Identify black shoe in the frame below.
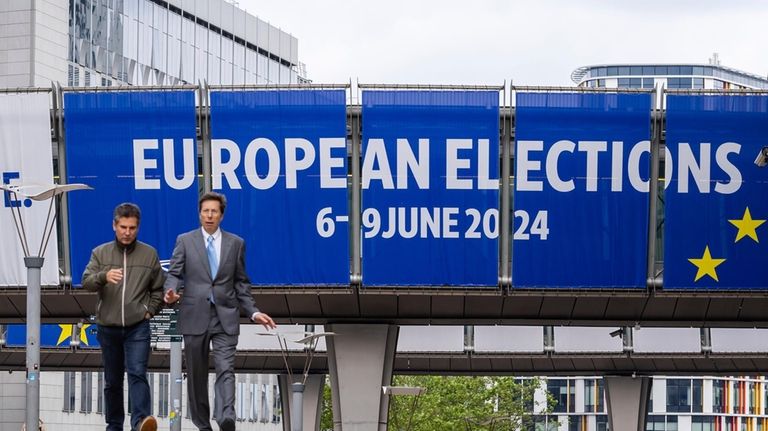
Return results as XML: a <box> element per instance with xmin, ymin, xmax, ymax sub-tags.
<box><xmin>220</xmin><ymin>417</ymin><xmax>236</xmax><ymax>431</ymax></box>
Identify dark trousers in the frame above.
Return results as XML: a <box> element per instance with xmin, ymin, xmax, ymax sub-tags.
<box><xmin>183</xmin><ymin>307</ymin><xmax>238</xmax><ymax>431</ymax></box>
<box><xmin>97</xmin><ymin>320</ymin><xmax>152</xmax><ymax>431</ymax></box>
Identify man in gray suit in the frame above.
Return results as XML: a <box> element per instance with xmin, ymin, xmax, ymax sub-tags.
<box><xmin>164</xmin><ymin>192</ymin><xmax>276</xmax><ymax>431</ymax></box>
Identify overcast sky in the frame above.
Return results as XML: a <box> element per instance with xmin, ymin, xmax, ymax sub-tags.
<box><xmin>237</xmin><ymin>0</ymin><xmax>768</xmax><ymax>87</ymax></box>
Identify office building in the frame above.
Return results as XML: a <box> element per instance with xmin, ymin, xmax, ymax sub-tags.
<box><xmin>0</xmin><ymin>0</ymin><xmax>307</xmax><ymax>88</ymax></box>
<box><xmin>571</xmin><ymin>55</ymin><xmax>768</xmax><ymax>90</ymax></box>
<box><xmin>535</xmin><ymin>376</ymin><xmax>768</xmax><ymax>431</ymax></box>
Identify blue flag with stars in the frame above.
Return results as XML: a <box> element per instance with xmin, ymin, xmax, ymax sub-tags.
<box><xmin>4</xmin><ymin>324</ymin><xmax>99</xmax><ymax>348</ymax></box>
<box><xmin>665</xmin><ymin>95</ymin><xmax>768</xmax><ymax>290</ymax></box>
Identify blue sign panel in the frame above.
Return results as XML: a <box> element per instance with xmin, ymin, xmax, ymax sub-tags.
<box><xmin>209</xmin><ymin>90</ymin><xmax>348</xmax><ymax>285</ymax></box>
<box><xmin>5</xmin><ymin>324</ymin><xmax>99</xmax><ymax>348</ymax></box>
<box><xmin>65</xmin><ymin>91</ymin><xmax>199</xmax><ymax>286</ymax></box>
<box><xmin>361</xmin><ymin>91</ymin><xmax>500</xmax><ymax>286</ymax></box>
<box><xmin>665</xmin><ymin>95</ymin><xmax>768</xmax><ymax>290</ymax></box>
<box><xmin>513</xmin><ymin>92</ymin><xmax>652</xmax><ymax>288</ymax></box>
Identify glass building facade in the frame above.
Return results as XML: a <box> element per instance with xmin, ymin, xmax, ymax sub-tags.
<box><xmin>571</xmin><ymin>63</ymin><xmax>768</xmax><ymax>90</ymax></box>
<box><xmin>535</xmin><ymin>376</ymin><xmax>768</xmax><ymax>431</ymax></box>
<box><xmin>67</xmin><ymin>0</ymin><xmax>307</xmax><ymax>87</ymax></box>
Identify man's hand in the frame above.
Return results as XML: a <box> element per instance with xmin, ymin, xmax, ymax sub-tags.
<box><xmin>164</xmin><ymin>289</ymin><xmax>181</xmax><ymax>304</ymax></box>
<box><xmin>144</xmin><ymin>312</ymin><xmax>152</xmax><ymax>320</ymax></box>
<box><xmin>105</xmin><ymin>268</ymin><xmax>123</xmax><ymax>284</ymax></box>
<box><xmin>251</xmin><ymin>312</ymin><xmax>276</xmax><ymax>330</ymax></box>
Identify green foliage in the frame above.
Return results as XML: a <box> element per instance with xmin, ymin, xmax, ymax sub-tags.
<box><xmin>318</xmin><ymin>375</ymin><xmax>546</xmax><ymax>431</ymax></box>
<box><xmin>320</xmin><ymin>376</ymin><xmax>334</xmax><ymax>430</ymax></box>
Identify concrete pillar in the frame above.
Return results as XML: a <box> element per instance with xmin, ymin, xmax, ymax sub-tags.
<box><xmin>279</xmin><ymin>374</ymin><xmax>325</xmax><ymax>431</ymax></box>
<box><xmin>326</xmin><ymin>324</ymin><xmax>398</xmax><ymax>431</ymax></box>
<box><xmin>604</xmin><ymin>376</ymin><xmax>651</xmax><ymax>431</ymax></box>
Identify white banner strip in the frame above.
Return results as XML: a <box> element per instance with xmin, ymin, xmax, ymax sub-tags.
<box><xmin>0</xmin><ymin>93</ymin><xmax>59</xmax><ymax>286</ymax></box>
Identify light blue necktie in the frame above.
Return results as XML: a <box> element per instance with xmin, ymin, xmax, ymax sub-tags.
<box><xmin>207</xmin><ymin>235</ymin><xmax>218</xmax><ymax>304</ymax></box>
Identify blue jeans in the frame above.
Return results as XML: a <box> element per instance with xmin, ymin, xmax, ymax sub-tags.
<box><xmin>97</xmin><ymin>320</ymin><xmax>152</xmax><ymax>431</ymax></box>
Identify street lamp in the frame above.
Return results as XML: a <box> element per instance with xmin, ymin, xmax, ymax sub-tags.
<box><xmin>382</xmin><ymin>386</ymin><xmax>426</xmax><ymax>431</ymax></box>
<box><xmin>259</xmin><ymin>330</ymin><xmax>334</xmax><ymax>431</ymax></box>
<box><xmin>754</xmin><ymin>146</ymin><xmax>768</xmax><ymax>167</ymax></box>
<box><xmin>0</xmin><ymin>182</ymin><xmax>91</xmax><ymax>431</ymax></box>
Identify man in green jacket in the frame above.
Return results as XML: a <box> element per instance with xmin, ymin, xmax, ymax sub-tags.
<box><xmin>83</xmin><ymin>203</ymin><xmax>164</xmax><ymax>431</ymax></box>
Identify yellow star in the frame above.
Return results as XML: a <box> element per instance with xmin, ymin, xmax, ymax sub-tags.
<box><xmin>56</xmin><ymin>324</ymin><xmax>91</xmax><ymax>346</ymax></box>
<box><xmin>729</xmin><ymin>207</ymin><xmax>765</xmax><ymax>243</ymax></box>
<box><xmin>79</xmin><ymin>324</ymin><xmax>91</xmax><ymax>346</ymax></box>
<box><xmin>688</xmin><ymin>246</ymin><xmax>726</xmax><ymax>282</ymax></box>
<box><xmin>56</xmin><ymin>324</ymin><xmax>72</xmax><ymax>346</ymax></box>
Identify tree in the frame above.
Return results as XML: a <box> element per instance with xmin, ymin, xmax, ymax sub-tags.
<box><xmin>318</xmin><ymin>375</ymin><xmax>549</xmax><ymax>431</ymax></box>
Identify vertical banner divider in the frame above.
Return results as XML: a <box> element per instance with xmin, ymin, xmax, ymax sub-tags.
<box><xmin>54</xmin><ymin>83</ymin><xmax>72</xmax><ymax>284</ymax></box>
<box><xmin>200</xmin><ymin>81</ymin><xmax>212</xmax><ymax>193</ymax></box>
<box><xmin>500</xmin><ymin>84</ymin><xmax>511</xmax><ymax>289</ymax></box>
<box><xmin>350</xmin><ymin>97</ymin><xmax>362</xmax><ymax>286</ymax></box>
<box><xmin>646</xmin><ymin>86</ymin><xmax>662</xmax><ymax>290</ymax></box>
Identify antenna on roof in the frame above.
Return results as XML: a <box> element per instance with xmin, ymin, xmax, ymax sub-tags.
<box><xmin>709</xmin><ymin>52</ymin><xmax>721</xmax><ymax>66</ymax></box>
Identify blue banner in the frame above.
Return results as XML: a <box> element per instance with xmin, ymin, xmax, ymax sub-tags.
<box><xmin>209</xmin><ymin>90</ymin><xmax>348</xmax><ymax>285</ymax></box>
<box><xmin>361</xmin><ymin>91</ymin><xmax>499</xmax><ymax>286</ymax></box>
<box><xmin>5</xmin><ymin>324</ymin><xmax>99</xmax><ymax>348</ymax></box>
<box><xmin>665</xmin><ymin>95</ymin><xmax>768</xmax><ymax>290</ymax></box>
<box><xmin>65</xmin><ymin>91</ymin><xmax>199</xmax><ymax>285</ymax></box>
<box><xmin>513</xmin><ymin>92</ymin><xmax>652</xmax><ymax>288</ymax></box>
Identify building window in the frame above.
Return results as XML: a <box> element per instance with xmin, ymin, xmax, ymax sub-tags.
<box><xmin>568</xmin><ymin>415</ymin><xmax>583</xmax><ymax>431</ymax></box>
<box><xmin>63</xmin><ymin>371</ymin><xmax>76</xmax><ymax>412</ymax></box>
<box><xmin>597</xmin><ymin>79</ymin><xmax>606</xmax><ymax>88</ymax></box>
<box><xmin>668</xmin><ymin>78</ymin><xmax>693</xmax><ymax>89</ymax></box>
<box><xmin>667</xmin><ymin>379</ymin><xmax>692</xmax><ymax>413</ymax></box>
<box><xmin>96</xmin><ymin>372</ymin><xmax>104</xmax><ymax>414</ymax></box>
<box><xmin>249</xmin><ymin>383</ymin><xmax>259</xmax><ymax>422</ymax></box>
<box><xmin>596</xmin><ymin>415</ymin><xmax>609</xmax><ymax>431</ymax></box>
<box><xmin>642</xmin><ymin>78</ymin><xmax>655</xmax><ymax>89</ymax></box>
<box><xmin>272</xmin><ymin>385</ymin><xmax>281</xmax><ymax>423</ymax></box>
<box><xmin>236</xmin><ymin>381</ymin><xmax>245</xmax><ymax>420</ymax></box>
<box><xmin>748</xmin><ymin>381</ymin><xmax>756</xmax><ymax>414</ymax></box>
<box><xmin>80</xmin><ymin>372</ymin><xmax>93</xmax><ymax>413</ymax></box>
<box><xmin>584</xmin><ymin>378</ymin><xmax>605</xmax><ymax>412</ymax></box>
<box><xmin>692</xmin><ymin>379</ymin><xmax>703</xmax><ymax>413</ymax></box>
<box><xmin>547</xmin><ymin>379</ymin><xmax>575</xmax><ymax>413</ymax></box>
<box><xmin>647</xmin><ymin>415</ymin><xmax>664</xmax><ymax>431</ymax></box>
<box><xmin>260</xmin><ymin>384</ymin><xmax>268</xmax><ymax>423</ymax></box>
<box><xmin>693</xmin><ymin>78</ymin><xmax>705</xmax><ymax>89</ymax></box>
<box><xmin>647</xmin><ymin>415</ymin><xmax>677</xmax><ymax>431</ymax></box>
<box><xmin>712</xmin><ymin>379</ymin><xmax>726</xmax><ymax>413</ymax></box>
<box><xmin>692</xmin><ymin>415</ymin><xmax>716</xmax><ymax>431</ymax></box>
<box><xmin>158</xmin><ymin>374</ymin><xmax>169</xmax><ymax>417</ymax></box>
<box><xmin>532</xmin><ymin>415</ymin><xmax>556</xmax><ymax>431</ymax></box>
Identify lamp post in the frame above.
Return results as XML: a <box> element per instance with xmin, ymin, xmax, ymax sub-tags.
<box><xmin>382</xmin><ymin>386</ymin><xmax>426</xmax><ymax>431</ymax></box>
<box><xmin>259</xmin><ymin>330</ymin><xmax>334</xmax><ymax>431</ymax></box>
<box><xmin>0</xmin><ymin>183</ymin><xmax>91</xmax><ymax>431</ymax></box>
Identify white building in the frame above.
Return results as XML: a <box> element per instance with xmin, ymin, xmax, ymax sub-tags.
<box><xmin>0</xmin><ymin>0</ymin><xmax>308</xmax><ymax>88</ymax></box>
<box><xmin>571</xmin><ymin>55</ymin><xmax>768</xmax><ymax>90</ymax></box>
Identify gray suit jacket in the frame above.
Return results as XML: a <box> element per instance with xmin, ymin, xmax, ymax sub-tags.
<box><xmin>164</xmin><ymin>228</ymin><xmax>258</xmax><ymax>336</ymax></box>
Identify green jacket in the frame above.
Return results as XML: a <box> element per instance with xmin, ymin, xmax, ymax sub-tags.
<box><xmin>82</xmin><ymin>239</ymin><xmax>165</xmax><ymax>327</ymax></box>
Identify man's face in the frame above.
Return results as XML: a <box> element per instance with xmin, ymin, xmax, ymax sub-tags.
<box><xmin>199</xmin><ymin>199</ymin><xmax>224</xmax><ymax>234</ymax></box>
<box><xmin>113</xmin><ymin>216</ymin><xmax>139</xmax><ymax>245</ymax></box>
